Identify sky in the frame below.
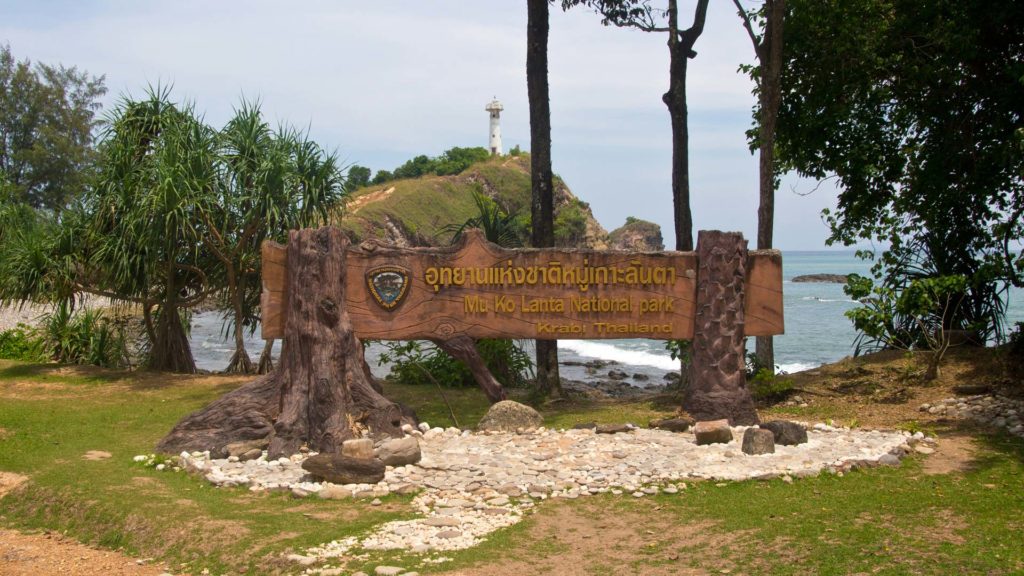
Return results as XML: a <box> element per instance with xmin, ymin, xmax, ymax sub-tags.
<box><xmin>1</xmin><ymin>0</ymin><xmax>847</xmax><ymax>250</ymax></box>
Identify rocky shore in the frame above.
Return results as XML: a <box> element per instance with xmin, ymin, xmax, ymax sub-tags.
<box><xmin>791</xmin><ymin>274</ymin><xmax>850</xmax><ymax>283</ymax></box>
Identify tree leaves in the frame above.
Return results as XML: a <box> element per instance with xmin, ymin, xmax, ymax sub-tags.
<box><xmin>778</xmin><ymin>0</ymin><xmax>1024</xmax><ymax>343</ymax></box>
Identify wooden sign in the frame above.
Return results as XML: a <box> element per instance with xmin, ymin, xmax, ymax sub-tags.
<box><xmin>261</xmin><ymin>229</ymin><xmax>783</xmax><ymax>341</ymax></box>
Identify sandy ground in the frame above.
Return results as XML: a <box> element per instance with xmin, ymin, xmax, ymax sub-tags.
<box><xmin>0</xmin><ymin>529</ymin><xmax>172</xmax><ymax>576</ymax></box>
<box><xmin>0</xmin><ymin>297</ymin><xmax>122</xmax><ymax>332</ymax></box>
<box><xmin>0</xmin><ymin>302</ymin><xmax>51</xmax><ymax>332</ymax></box>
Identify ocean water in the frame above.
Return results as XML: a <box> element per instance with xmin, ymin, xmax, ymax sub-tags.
<box><xmin>189</xmin><ymin>251</ymin><xmax>1024</xmax><ymax>382</ymax></box>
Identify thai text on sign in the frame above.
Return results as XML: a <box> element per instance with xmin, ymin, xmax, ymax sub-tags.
<box><xmin>261</xmin><ymin>229</ymin><xmax>783</xmax><ymax>341</ymax></box>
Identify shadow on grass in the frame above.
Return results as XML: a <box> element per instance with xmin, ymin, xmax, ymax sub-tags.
<box><xmin>0</xmin><ymin>362</ymin><xmax>124</xmax><ymax>384</ymax></box>
<box><xmin>927</xmin><ymin>418</ymin><xmax>1024</xmax><ymax>468</ymax></box>
<box><xmin>973</xmin><ymin>430</ymin><xmax>1024</xmax><ymax>467</ymax></box>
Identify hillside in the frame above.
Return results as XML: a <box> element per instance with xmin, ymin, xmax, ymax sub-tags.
<box><xmin>608</xmin><ymin>216</ymin><xmax>665</xmax><ymax>251</ymax></box>
<box><xmin>336</xmin><ymin>155</ymin><xmax>610</xmax><ymax>248</ymax></box>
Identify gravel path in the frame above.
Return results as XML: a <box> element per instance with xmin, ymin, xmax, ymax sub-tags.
<box><xmin>171</xmin><ymin>421</ymin><xmax>915</xmax><ymax>574</ymax></box>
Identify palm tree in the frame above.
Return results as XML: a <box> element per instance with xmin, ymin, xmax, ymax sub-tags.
<box><xmin>207</xmin><ymin>101</ymin><xmax>345</xmax><ymax>374</ymax></box>
<box><xmin>88</xmin><ymin>87</ymin><xmax>218</xmax><ymax>372</ymax></box>
<box><xmin>442</xmin><ymin>191</ymin><xmax>524</xmax><ymax>248</ymax></box>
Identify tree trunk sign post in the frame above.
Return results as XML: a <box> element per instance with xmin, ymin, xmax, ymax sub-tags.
<box><xmin>158</xmin><ymin>226</ymin><xmax>782</xmax><ymax>458</ymax></box>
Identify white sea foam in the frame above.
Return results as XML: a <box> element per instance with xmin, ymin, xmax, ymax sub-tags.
<box><xmin>777</xmin><ymin>362</ymin><xmax>819</xmax><ymax>374</ymax></box>
<box><xmin>800</xmin><ymin>296</ymin><xmax>858</xmax><ymax>304</ymax></box>
<box><xmin>558</xmin><ymin>340</ymin><xmax>678</xmax><ymax>371</ymax></box>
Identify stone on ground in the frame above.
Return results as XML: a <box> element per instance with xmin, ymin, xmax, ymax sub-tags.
<box><xmin>694</xmin><ymin>419</ymin><xmax>733</xmax><ymax>445</ymax></box>
<box><xmin>224</xmin><ymin>438</ymin><xmax>269</xmax><ymax>458</ymax></box>
<box><xmin>650</xmin><ymin>417</ymin><xmax>694</xmax><ymax>433</ymax></box>
<box><xmin>301</xmin><ymin>453</ymin><xmax>385</xmax><ymax>484</ymax></box>
<box><xmin>759</xmin><ymin>420</ymin><xmax>809</xmax><ymax>446</ymax></box>
<box><xmin>741</xmin><ymin>428</ymin><xmax>776</xmax><ymax>455</ymax></box>
<box><xmin>375</xmin><ymin>436</ymin><xmax>421</xmax><ymax>466</ymax></box>
<box><xmin>477</xmin><ymin>400</ymin><xmax>543</xmax><ymax>432</ymax></box>
<box><xmin>341</xmin><ymin>438</ymin><xmax>375</xmax><ymax>459</ymax></box>
<box><xmin>595</xmin><ymin>423</ymin><xmax>633</xmax><ymax>434</ymax></box>
<box><xmin>318</xmin><ymin>484</ymin><xmax>354</xmax><ymax>500</ymax></box>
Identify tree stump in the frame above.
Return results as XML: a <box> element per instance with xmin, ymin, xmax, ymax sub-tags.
<box><xmin>683</xmin><ymin>231</ymin><xmax>760</xmax><ymax>425</ymax></box>
<box><xmin>157</xmin><ymin>227</ymin><xmax>405</xmax><ymax>458</ymax></box>
<box><xmin>268</xmin><ymin>227</ymin><xmax>403</xmax><ymax>457</ymax></box>
<box><xmin>154</xmin><ymin>372</ymin><xmax>280</xmax><ymax>458</ymax></box>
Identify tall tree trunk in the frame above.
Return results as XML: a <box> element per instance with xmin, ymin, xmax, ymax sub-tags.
<box><xmin>267</xmin><ymin>227</ymin><xmax>403</xmax><ymax>458</ymax></box>
<box><xmin>749</xmin><ymin>0</ymin><xmax>785</xmax><ymax>374</ymax></box>
<box><xmin>257</xmin><ymin>339</ymin><xmax>275</xmax><ymax>374</ymax></box>
<box><xmin>148</xmin><ymin>259</ymin><xmax>196</xmax><ymax>373</ymax></box>
<box><xmin>527</xmin><ymin>0</ymin><xmax>562</xmax><ymax>399</ymax></box>
<box><xmin>684</xmin><ymin>231</ymin><xmax>759</xmax><ymax>425</ymax></box>
<box><xmin>225</xmin><ymin>282</ymin><xmax>254</xmax><ymax>374</ymax></box>
<box><xmin>665</xmin><ymin>0</ymin><xmax>709</xmax><ymax>380</ymax></box>
<box><xmin>149</xmin><ymin>303</ymin><xmax>196</xmax><ymax>373</ymax></box>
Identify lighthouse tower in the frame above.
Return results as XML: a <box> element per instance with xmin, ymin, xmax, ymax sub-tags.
<box><xmin>485</xmin><ymin>97</ymin><xmax>503</xmax><ymax>156</ymax></box>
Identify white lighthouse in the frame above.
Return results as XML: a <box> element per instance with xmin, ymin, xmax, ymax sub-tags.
<box><xmin>485</xmin><ymin>97</ymin><xmax>503</xmax><ymax>156</ymax></box>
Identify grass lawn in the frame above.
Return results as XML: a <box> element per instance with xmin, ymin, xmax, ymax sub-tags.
<box><xmin>1</xmin><ymin>356</ymin><xmax>1023</xmax><ymax>575</ymax></box>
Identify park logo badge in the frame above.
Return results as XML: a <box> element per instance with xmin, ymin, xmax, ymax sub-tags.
<box><xmin>366</xmin><ymin>266</ymin><xmax>410</xmax><ymax>310</ymax></box>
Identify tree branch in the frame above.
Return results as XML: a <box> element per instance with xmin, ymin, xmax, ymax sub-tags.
<box><xmin>733</xmin><ymin>0</ymin><xmax>762</xmax><ymax>54</ymax></box>
<box><xmin>681</xmin><ymin>0</ymin><xmax>710</xmax><ymax>49</ymax></box>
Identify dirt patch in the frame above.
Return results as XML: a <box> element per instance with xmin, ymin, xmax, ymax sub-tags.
<box><xmin>922</xmin><ymin>509</ymin><xmax>967</xmax><ymax>545</ymax></box>
<box><xmin>440</xmin><ymin>499</ymin><xmax>738</xmax><ymax>576</ymax></box>
<box><xmin>773</xmin><ymin>347</ymin><xmax>1014</xmax><ymax>429</ymax></box>
<box><xmin>921</xmin><ymin>434</ymin><xmax>980</xmax><ymax>475</ymax></box>
<box><xmin>0</xmin><ymin>426</ymin><xmax>9</xmax><ymax>440</ymax></box>
<box><xmin>348</xmin><ymin>186</ymin><xmax>396</xmax><ymax>214</ymax></box>
<box><xmin>0</xmin><ymin>529</ymin><xmax>169</xmax><ymax>576</ymax></box>
<box><xmin>83</xmin><ymin>450</ymin><xmax>113</xmax><ymax>461</ymax></box>
<box><xmin>0</xmin><ymin>471</ymin><xmax>29</xmax><ymax>498</ymax></box>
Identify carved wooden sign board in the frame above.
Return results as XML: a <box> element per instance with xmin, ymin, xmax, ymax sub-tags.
<box><xmin>261</xmin><ymin>229</ymin><xmax>783</xmax><ymax>341</ymax></box>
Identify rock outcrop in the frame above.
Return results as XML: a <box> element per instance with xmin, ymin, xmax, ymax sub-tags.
<box><xmin>607</xmin><ymin>217</ymin><xmax>664</xmax><ymax>251</ymax></box>
<box><xmin>340</xmin><ymin>155</ymin><xmax>609</xmax><ymax>249</ymax></box>
<box><xmin>792</xmin><ymin>274</ymin><xmax>849</xmax><ymax>283</ymax></box>
<box><xmin>477</xmin><ymin>400</ymin><xmax>543</xmax><ymax>432</ymax></box>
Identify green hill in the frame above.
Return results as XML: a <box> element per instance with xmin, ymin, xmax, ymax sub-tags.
<box><xmin>336</xmin><ymin>155</ymin><xmax>609</xmax><ymax>248</ymax></box>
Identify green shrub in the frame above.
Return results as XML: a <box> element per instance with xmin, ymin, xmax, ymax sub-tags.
<box><xmin>38</xmin><ymin>302</ymin><xmax>130</xmax><ymax>368</ymax></box>
<box><xmin>748</xmin><ymin>368</ymin><xmax>795</xmax><ymax>401</ymax></box>
<box><xmin>554</xmin><ymin>198</ymin><xmax>588</xmax><ymax>247</ymax></box>
<box><xmin>0</xmin><ymin>323</ymin><xmax>47</xmax><ymax>362</ymax></box>
<box><xmin>1006</xmin><ymin>322</ymin><xmax>1024</xmax><ymax>379</ymax></box>
<box><xmin>379</xmin><ymin>339</ymin><xmax>533</xmax><ymax>389</ymax></box>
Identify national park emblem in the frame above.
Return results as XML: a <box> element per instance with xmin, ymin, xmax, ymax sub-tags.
<box><xmin>366</xmin><ymin>266</ymin><xmax>410</xmax><ymax>310</ymax></box>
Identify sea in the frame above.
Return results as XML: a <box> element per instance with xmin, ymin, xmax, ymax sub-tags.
<box><xmin>189</xmin><ymin>251</ymin><xmax>1024</xmax><ymax>384</ymax></box>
